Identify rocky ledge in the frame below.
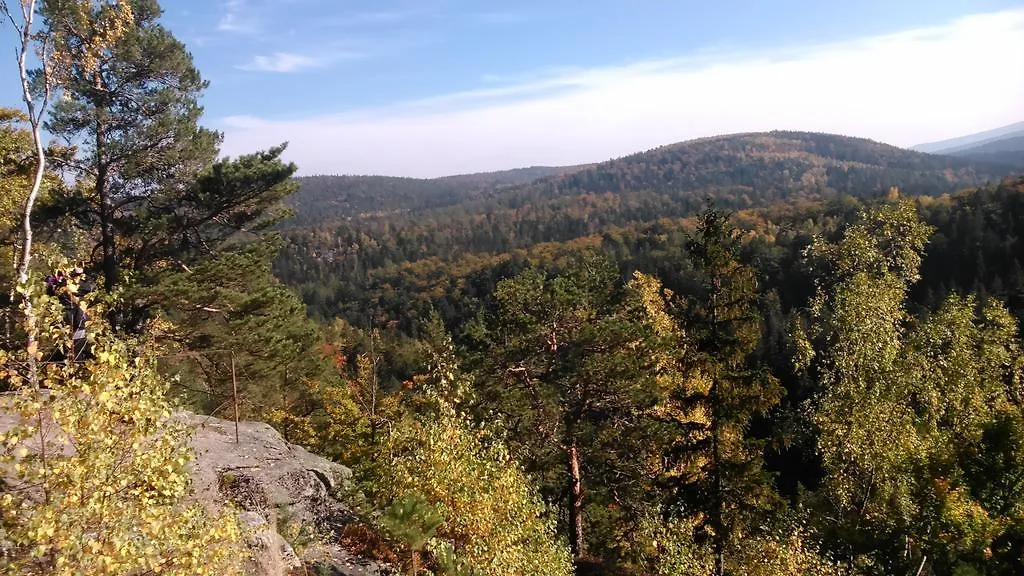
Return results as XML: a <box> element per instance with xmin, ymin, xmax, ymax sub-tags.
<box><xmin>0</xmin><ymin>402</ymin><xmax>386</xmax><ymax>576</ymax></box>
<box><xmin>182</xmin><ymin>413</ymin><xmax>386</xmax><ymax>576</ymax></box>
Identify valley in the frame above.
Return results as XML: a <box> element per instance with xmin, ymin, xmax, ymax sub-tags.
<box><xmin>2</xmin><ymin>1</ymin><xmax>1023</xmax><ymax>575</ymax></box>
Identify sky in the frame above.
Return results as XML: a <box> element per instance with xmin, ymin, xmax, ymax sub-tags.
<box><xmin>5</xmin><ymin>0</ymin><xmax>1024</xmax><ymax>177</ymax></box>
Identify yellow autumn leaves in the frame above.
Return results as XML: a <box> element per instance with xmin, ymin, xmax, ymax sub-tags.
<box><xmin>0</xmin><ymin>321</ymin><xmax>245</xmax><ymax>575</ymax></box>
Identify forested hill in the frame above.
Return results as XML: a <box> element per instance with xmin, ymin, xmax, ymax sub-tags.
<box><xmin>286</xmin><ymin>131</ymin><xmax>1012</xmax><ymax>230</ymax></box>
<box><xmin>948</xmin><ymin>134</ymin><xmax>1024</xmax><ymax>167</ymax></box>
<box><xmin>286</xmin><ymin>165</ymin><xmax>587</xmax><ymax>227</ymax></box>
<box><xmin>278</xmin><ymin>131</ymin><xmax>1015</xmax><ymax>266</ymax></box>
<box><xmin>11</xmin><ymin>1</ymin><xmax>1024</xmax><ymax>574</ymax></box>
<box><xmin>274</xmin><ymin>131</ymin><xmax>1021</xmax><ymax>329</ymax></box>
<box><xmin>504</xmin><ymin>130</ymin><xmax>1010</xmax><ymax>207</ymax></box>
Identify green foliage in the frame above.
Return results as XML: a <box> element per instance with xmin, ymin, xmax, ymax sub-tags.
<box><xmin>380</xmin><ymin>494</ymin><xmax>444</xmax><ymax>552</ymax></box>
<box><xmin>368</xmin><ymin>331</ymin><xmax>574</xmax><ymax>576</ymax></box>
<box><xmin>142</xmin><ymin>241</ymin><xmax>323</xmax><ymax>418</ymax></box>
<box><xmin>263</xmin><ymin>318</ymin><xmax>409</xmax><ymax>469</ymax></box>
<box><xmin>671</xmin><ymin>202</ymin><xmax>784</xmax><ymax>573</ymax></box>
<box><xmin>632</xmin><ymin>513</ymin><xmax>713</xmax><ymax>576</ymax></box>
<box><xmin>5</xmin><ymin>9</ymin><xmax>1024</xmax><ymax>573</ymax></box>
<box><xmin>286</xmin><ymin>167</ymin><xmax>579</xmax><ymax>228</ymax></box>
<box><xmin>915</xmin><ymin>178</ymin><xmax>1024</xmax><ymax>322</ymax></box>
<box><xmin>467</xmin><ymin>253</ymin><xmax>676</xmax><ymax>560</ymax></box>
<box><xmin>42</xmin><ymin>0</ymin><xmax>217</xmax><ymax>290</ymax></box>
<box><xmin>276</xmin><ymin>132</ymin><xmax>1014</xmax><ymax>326</ymax></box>
<box><xmin>798</xmin><ymin>198</ymin><xmax>1024</xmax><ymax>574</ymax></box>
<box><xmin>380</xmin><ymin>494</ymin><xmax>444</xmax><ymax>575</ymax></box>
<box><xmin>0</xmin><ymin>108</ymin><xmax>34</xmax><ymax>232</ymax></box>
<box><xmin>726</xmin><ymin>525</ymin><xmax>842</xmax><ymax>576</ymax></box>
<box><xmin>41</xmin><ymin>0</ymin><xmax>296</xmax><ymax>294</ymax></box>
<box><xmin>32</xmin><ymin>0</ymin><xmax>308</xmax><ymax>423</ymax></box>
<box><xmin>0</xmin><ymin>109</ymin><xmax>67</xmax><ymax>311</ymax></box>
<box><xmin>134</xmin><ymin>144</ymin><xmax>299</xmax><ymax>269</ymax></box>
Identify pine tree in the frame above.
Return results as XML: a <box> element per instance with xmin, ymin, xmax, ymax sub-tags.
<box><xmin>41</xmin><ymin>0</ymin><xmax>296</xmax><ymax>293</ymax></box>
<box><xmin>144</xmin><ymin>241</ymin><xmax>322</xmax><ymax>418</ymax></box>
<box><xmin>468</xmin><ymin>254</ymin><xmax>672</xmax><ymax>563</ymax></box>
<box><xmin>42</xmin><ymin>0</ymin><xmax>215</xmax><ymax>291</ymax></box>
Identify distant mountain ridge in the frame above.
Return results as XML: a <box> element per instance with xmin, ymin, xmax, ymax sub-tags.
<box><xmin>913</xmin><ymin>122</ymin><xmax>1024</xmax><ymax>163</ymax></box>
<box><xmin>285</xmin><ymin>130</ymin><xmax>1018</xmax><ymax>230</ymax></box>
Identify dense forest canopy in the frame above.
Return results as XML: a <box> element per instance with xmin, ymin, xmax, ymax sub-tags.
<box><xmin>1</xmin><ymin>2</ymin><xmax>1023</xmax><ymax>575</ymax></box>
<box><xmin>272</xmin><ymin>126</ymin><xmax>1024</xmax><ymax>573</ymax></box>
<box><xmin>274</xmin><ymin>132</ymin><xmax>1021</xmax><ymax>330</ymax></box>
<box><xmin>287</xmin><ymin>164</ymin><xmax>588</xmax><ymax>227</ymax></box>
<box><xmin>286</xmin><ymin>131</ymin><xmax>1012</xmax><ymax>229</ymax></box>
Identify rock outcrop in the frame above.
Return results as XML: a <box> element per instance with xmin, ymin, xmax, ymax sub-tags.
<box><xmin>0</xmin><ymin>402</ymin><xmax>386</xmax><ymax>576</ymax></box>
<box><xmin>182</xmin><ymin>413</ymin><xmax>386</xmax><ymax>576</ymax></box>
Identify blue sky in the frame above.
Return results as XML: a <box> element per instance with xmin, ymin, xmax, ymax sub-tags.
<box><xmin>5</xmin><ymin>0</ymin><xmax>1024</xmax><ymax>176</ymax></box>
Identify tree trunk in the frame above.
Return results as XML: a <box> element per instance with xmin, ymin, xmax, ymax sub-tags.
<box><xmin>95</xmin><ymin>71</ymin><xmax>117</xmax><ymax>292</ymax></box>
<box><xmin>568</xmin><ymin>439</ymin><xmax>585</xmax><ymax>560</ymax></box>
<box><xmin>9</xmin><ymin>0</ymin><xmax>46</xmax><ymax>388</ymax></box>
<box><xmin>712</xmin><ymin>377</ymin><xmax>724</xmax><ymax>576</ymax></box>
<box><xmin>711</xmin><ymin>281</ymin><xmax>725</xmax><ymax>576</ymax></box>
<box><xmin>98</xmin><ymin>154</ymin><xmax>116</xmax><ymax>291</ymax></box>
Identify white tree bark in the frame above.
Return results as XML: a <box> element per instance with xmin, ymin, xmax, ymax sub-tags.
<box><xmin>4</xmin><ymin>0</ymin><xmax>53</xmax><ymax>386</ymax></box>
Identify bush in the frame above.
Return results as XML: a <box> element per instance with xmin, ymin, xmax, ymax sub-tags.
<box><xmin>369</xmin><ymin>333</ymin><xmax>573</xmax><ymax>576</ymax></box>
<box><xmin>0</xmin><ymin>321</ymin><xmax>243</xmax><ymax>575</ymax></box>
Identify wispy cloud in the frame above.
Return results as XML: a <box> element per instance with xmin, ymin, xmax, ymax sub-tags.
<box><xmin>237</xmin><ymin>52</ymin><xmax>346</xmax><ymax>73</ymax></box>
<box><xmin>220</xmin><ymin>9</ymin><xmax>1024</xmax><ymax>177</ymax></box>
<box><xmin>470</xmin><ymin>11</ymin><xmax>528</xmax><ymax>25</ymax></box>
<box><xmin>218</xmin><ymin>0</ymin><xmax>260</xmax><ymax>34</ymax></box>
<box><xmin>322</xmin><ymin>9</ymin><xmax>423</xmax><ymax>27</ymax></box>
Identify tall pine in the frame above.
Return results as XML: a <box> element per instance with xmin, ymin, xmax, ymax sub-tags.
<box><xmin>675</xmin><ymin>201</ymin><xmax>782</xmax><ymax>576</ymax></box>
<box><xmin>42</xmin><ymin>0</ymin><xmax>217</xmax><ymax>290</ymax></box>
<box><xmin>42</xmin><ymin>0</ymin><xmax>296</xmax><ymax>291</ymax></box>
<box><xmin>468</xmin><ymin>254</ymin><xmax>672</xmax><ymax>564</ymax></box>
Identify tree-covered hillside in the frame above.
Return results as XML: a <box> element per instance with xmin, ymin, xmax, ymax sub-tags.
<box><xmin>537</xmin><ymin>130</ymin><xmax>1007</xmax><ymax>202</ymax></box>
<box><xmin>913</xmin><ymin>122</ymin><xmax>1024</xmax><ymax>168</ymax></box>
<box><xmin>287</xmin><ymin>165</ymin><xmax>588</xmax><ymax>227</ymax></box>
<box><xmin>3</xmin><ymin>2</ymin><xmax>1024</xmax><ymax>576</ymax></box>
<box><xmin>949</xmin><ymin>135</ymin><xmax>1024</xmax><ymax>167</ymax></box>
<box><xmin>275</xmin><ymin>131</ymin><xmax>1017</xmax><ymax>326</ymax></box>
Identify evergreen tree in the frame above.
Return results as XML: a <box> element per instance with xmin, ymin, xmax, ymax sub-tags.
<box><xmin>467</xmin><ymin>254</ymin><xmax>672</xmax><ymax>563</ymax></box>
<box><xmin>674</xmin><ymin>201</ymin><xmax>783</xmax><ymax>576</ymax></box>
<box><xmin>41</xmin><ymin>0</ymin><xmax>296</xmax><ymax>293</ymax></box>
<box><xmin>42</xmin><ymin>0</ymin><xmax>216</xmax><ymax>290</ymax></box>
<box><xmin>34</xmin><ymin>0</ymin><xmax>303</xmax><ymax>412</ymax></box>
<box><xmin>144</xmin><ymin>241</ymin><xmax>322</xmax><ymax>418</ymax></box>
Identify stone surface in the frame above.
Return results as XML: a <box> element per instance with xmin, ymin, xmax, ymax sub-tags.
<box><xmin>180</xmin><ymin>412</ymin><xmax>387</xmax><ymax>576</ymax></box>
<box><xmin>0</xmin><ymin>400</ymin><xmax>387</xmax><ymax>576</ymax></box>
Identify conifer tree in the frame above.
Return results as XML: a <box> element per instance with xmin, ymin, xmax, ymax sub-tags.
<box><xmin>42</xmin><ymin>0</ymin><xmax>214</xmax><ymax>290</ymax></box>
<box><xmin>41</xmin><ymin>0</ymin><xmax>296</xmax><ymax>292</ymax></box>
<box><xmin>675</xmin><ymin>201</ymin><xmax>783</xmax><ymax>576</ymax></box>
<box><xmin>468</xmin><ymin>254</ymin><xmax>672</xmax><ymax>562</ymax></box>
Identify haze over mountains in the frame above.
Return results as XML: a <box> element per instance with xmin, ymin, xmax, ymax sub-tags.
<box><xmin>913</xmin><ymin>121</ymin><xmax>1024</xmax><ymax>166</ymax></box>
